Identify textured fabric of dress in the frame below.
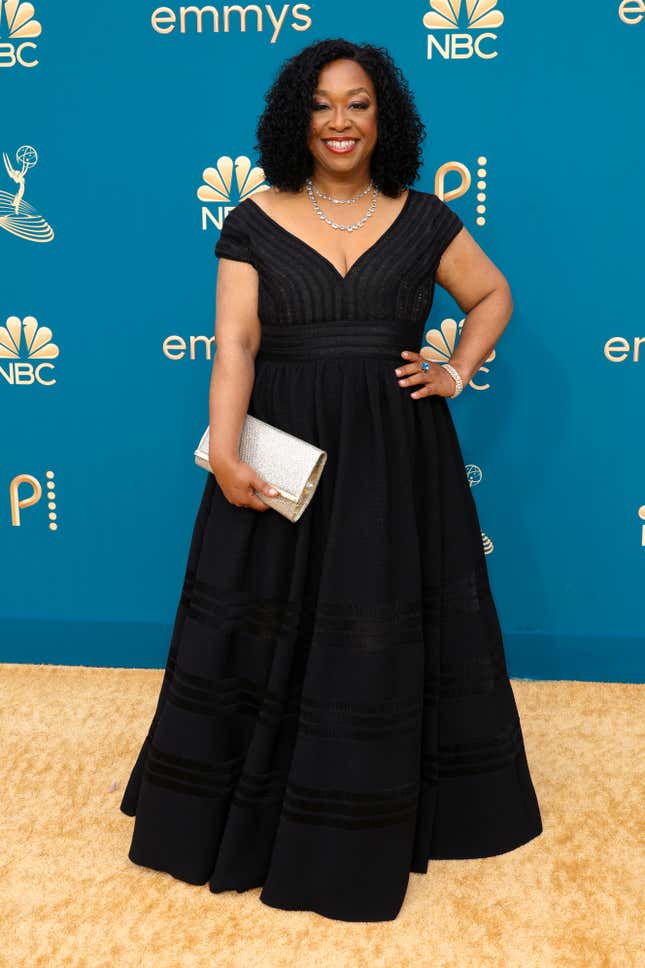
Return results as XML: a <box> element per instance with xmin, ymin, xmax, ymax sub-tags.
<box><xmin>119</xmin><ymin>187</ymin><xmax>543</xmax><ymax>922</ymax></box>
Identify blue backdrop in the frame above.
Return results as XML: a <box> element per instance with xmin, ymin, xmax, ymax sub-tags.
<box><xmin>2</xmin><ymin>1</ymin><xmax>643</xmax><ymax>681</ymax></box>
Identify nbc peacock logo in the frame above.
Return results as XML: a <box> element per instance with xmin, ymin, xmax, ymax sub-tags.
<box><xmin>0</xmin><ymin>0</ymin><xmax>42</xmax><ymax>68</ymax></box>
<box><xmin>197</xmin><ymin>155</ymin><xmax>269</xmax><ymax>231</ymax></box>
<box><xmin>420</xmin><ymin>317</ymin><xmax>496</xmax><ymax>391</ymax></box>
<box><xmin>0</xmin><ymin>315</ymin><xmax>60</xmax><ymax>386</ymax></box>
<box><xmin>423</xmin><ymin>0</ymin><xmax>505</xmax><ymax>60</ymax></box>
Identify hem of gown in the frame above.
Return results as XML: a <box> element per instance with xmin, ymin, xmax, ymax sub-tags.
<box><xmin>119</xmin><ymin>804</ymin><xmax>544</xmax><ymax>922</ymax></box>
<box><xmin>122</xmin><ymin>831</ymin><xmax>397</xmax><ymax>922</ymax></box>
<box><xmin>410</xmin><ymin>818</ymin><xmax>544</xmax><ymax>873</ymax></box>
<box><xmin>257</xmin><ymin>892</ymin><xmax>401</xmax><ymax>923</ymax></box>
<box><xmin>125</xmin><ymin>846</ymin><xmax>207</xmax><ymax>887</ymax></box>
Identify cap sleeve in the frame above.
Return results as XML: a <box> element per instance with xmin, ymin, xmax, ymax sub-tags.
<box><xmin>432</xmin><ymin>195</ymin><xmax>464</xmax><ymax>261</ymax></box>
<box><xmin>214</xmin><ymin>202</ymin><xmax>257</xmax><ymax>268</ymax></box>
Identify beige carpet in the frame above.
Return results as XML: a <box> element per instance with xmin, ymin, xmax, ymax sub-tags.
<box><xmin>1</xmin><ymin>664</ymin><xmax>643</xmax><ymax>967</ymax></box>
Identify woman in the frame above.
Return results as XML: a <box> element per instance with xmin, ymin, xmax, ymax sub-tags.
<box><xmin>120</xmin><ymin>38</ymin><xmax>543</xmax><ymax>923</ymax></box>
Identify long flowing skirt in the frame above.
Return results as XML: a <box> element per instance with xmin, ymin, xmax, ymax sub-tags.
<box><xmin>120</xmin><ymin>321</ymin><xmax>543</xmax><ymax>922</ymax></box>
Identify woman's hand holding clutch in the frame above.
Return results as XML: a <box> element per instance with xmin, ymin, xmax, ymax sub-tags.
<box><xmin>209</xmin><ymin>451</ymin><xmax>279</xmax><ymax>512</ymax></box>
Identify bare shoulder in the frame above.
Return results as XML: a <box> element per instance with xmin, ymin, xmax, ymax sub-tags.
<box><xmin>243</xmin><ymin>187</ymin><xmax>277</xmax><ymax>214</ymax></box>
<box><xmin>246</xmin><ymin>186</ymin><xmax>291</xmax><ymax>212</ymax></box>
<box><xmin>246</xmin><ymin>186</ymin><xmax>306</xmax><ymax>219</ymax></box>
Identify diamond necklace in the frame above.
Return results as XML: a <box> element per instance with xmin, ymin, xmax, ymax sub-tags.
<box><xmin>308</xmin><ymin>176</ymin><xmax>374</xmax><ymax>204</ymax></box>
<box><xmin>305</xmin><ymin>177</ymin><xmax>378</xmax><ymax>232</ymax></box>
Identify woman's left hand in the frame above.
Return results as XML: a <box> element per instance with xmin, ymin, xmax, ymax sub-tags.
<box><xmin>394</xmin><ymin>350</ymin><xmax>460</xmax><ymax>399</ymax></box>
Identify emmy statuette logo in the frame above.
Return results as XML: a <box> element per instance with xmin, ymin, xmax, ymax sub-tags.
<box><xmin>466</xmin><ymin>464</ymin><xmax>494</xmax><ymax>555</ymax></box>
<box><xmin>1</xmin><ymin>145</ymin><xmax>55</xmax><ymax>242</ymax></box>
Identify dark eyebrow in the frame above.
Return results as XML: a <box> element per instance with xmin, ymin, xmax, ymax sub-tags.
<box><xmin>313</xmin><ymin>87</ymin><xmax>370</xmax><ymax>96</ymax></box>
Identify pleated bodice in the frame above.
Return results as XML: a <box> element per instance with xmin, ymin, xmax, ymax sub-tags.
<box><xmin>213</xmin><ymin>187</ymin><xmax>464</xmax><ymax>328</ymax></box>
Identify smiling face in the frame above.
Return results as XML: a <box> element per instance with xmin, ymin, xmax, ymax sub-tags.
<box><xmin>306</xmin><ymin>58</ymin><xmax>378</xmax><ymax>182</ymax></box>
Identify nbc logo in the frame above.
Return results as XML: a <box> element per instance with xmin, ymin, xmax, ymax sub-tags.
<box><xmin>423</xmin><ymin>0</ymin><xmax>505</xmax><ymax>60</ymax></box>
<box><xmin>197</xmin><ymin>155</ymin><xmax>269</xmax><ymax>231</ymax></box>
<box><xmin>0</xmin><ymin>0</ymin><xmax>42</xmax><ymax>68</ymax></box>
<box><xmin>421</xmin><ymin>317</ymin><xmax>495</xmax><ymax>391</ymax></box>
<box><xmin>0</xmin><ymin>315</ymin><xmax>59</xmax><ymax>386</ymax></box>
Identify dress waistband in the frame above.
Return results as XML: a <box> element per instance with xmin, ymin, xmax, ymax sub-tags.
<box><xmin>256</xmin><ymin>320</ymin><xmax>422</xmax><ymax>361</ymax></box>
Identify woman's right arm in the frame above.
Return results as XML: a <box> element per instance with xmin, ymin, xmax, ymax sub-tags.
<box><xmin>207</xmin><ymin>256</ymin><xmax>279</xmax><ymax>511</ymax></box>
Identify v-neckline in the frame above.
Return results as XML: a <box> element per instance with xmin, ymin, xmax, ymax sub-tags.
<box><xmin>245</xmin><ymin>188</ymin><xmax>415</xmax><ymax>283</ymax></box>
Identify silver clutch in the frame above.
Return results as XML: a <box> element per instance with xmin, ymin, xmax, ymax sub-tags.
<box><xmin>194</xmin><ymin>414</ymin><xmax>327</xmax><ymax>523</ymax></box>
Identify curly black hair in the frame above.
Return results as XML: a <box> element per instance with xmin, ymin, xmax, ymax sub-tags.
<box><xmin>254</xmin><ymin>38</ymin><xmax>426</xmax><ymax>199</ymax></box>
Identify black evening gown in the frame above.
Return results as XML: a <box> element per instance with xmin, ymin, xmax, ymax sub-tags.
<box><xmin>119</xmin><ymin>188</ymin><xmax>543</xmax><ymax>922</ymax></box>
